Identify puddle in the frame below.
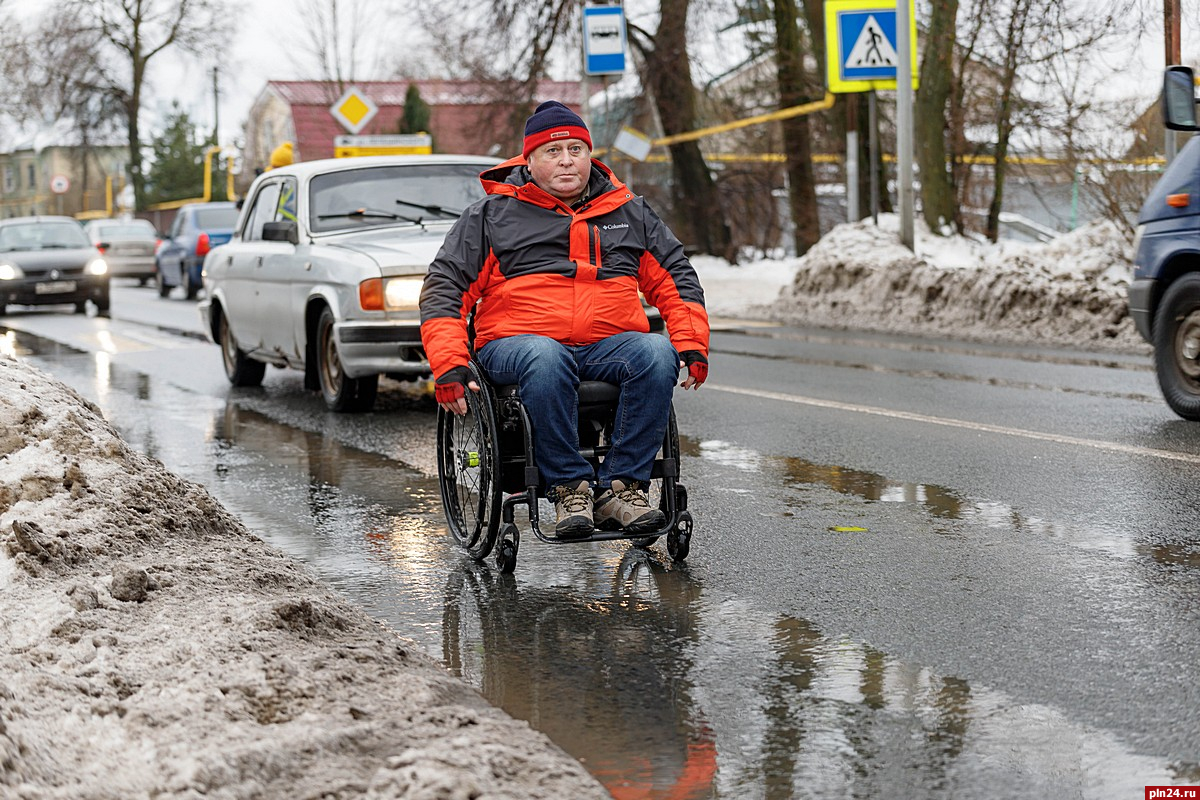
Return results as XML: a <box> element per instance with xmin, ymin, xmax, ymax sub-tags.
<box><xmin>0</xmin><ymin>327</ymin><xmax>82</xmax><ymax>359</ymax></box>
<box><xmin>689</xmin><ymin>436</ymin><xmax>1146</xmax><ymax>561</ymax></box>
<box><xmin>444</xmin><ymin>556</ymin><xmax>1191</xmax><ymax>799</ymax></box>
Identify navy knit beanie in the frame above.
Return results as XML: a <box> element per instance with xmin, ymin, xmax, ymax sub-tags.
<box><xmin>522</xmin><ymin>100</ymin><xmax>592</xmax><ymax>159</ymax></box>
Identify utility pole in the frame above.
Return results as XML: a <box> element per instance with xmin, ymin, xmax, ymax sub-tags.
<box><xmin>896</xmin><ymin>0</ymin><xmax>914</xmax><ymax>249</ymax></box>
<box><xmin>847</xmin><ymin>100</ymin><xmax>860</xmax><ymax>222</ymax></box>
<box><xmin>1165</xmin><ymin>0</ymin><xmax>1181</xmax><ymax>163</ymax></box>
<box><xmin>212</xmin><ymin>66</ymin><xmax>220</xmax><ymax>146</ymax></box>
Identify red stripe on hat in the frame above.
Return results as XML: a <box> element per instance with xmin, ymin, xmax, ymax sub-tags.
<box><xmin>523</xmin><ymin>126</ymin><xmax>593</xmax><ymax>158</ymax></box>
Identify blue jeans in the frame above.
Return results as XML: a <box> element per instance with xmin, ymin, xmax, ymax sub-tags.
<box><xmin>476</xmin><ymin>332</ymin><xmax>679</xmax><ymax>491</ymax></box>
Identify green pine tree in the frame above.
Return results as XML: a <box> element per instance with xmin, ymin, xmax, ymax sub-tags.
<box><xmin>399</xmin><ymin>84</ymin><xmax>433</xmax><ymax>150</ymax></box>
<box><xmin>144</xmin><ymin>103</ymin><xmax>207</xmax><ymax>205</ymax></box>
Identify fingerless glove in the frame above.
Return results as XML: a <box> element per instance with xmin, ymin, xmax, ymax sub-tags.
<box><xmin>679</xmin><ymin>350</ymin><xmax>708</xmax><ymax>386</ymax></box>
<box><xmin>435</xmin><ymin>365</ymin><xmax>470</xmax><ymax>405</ymax></box>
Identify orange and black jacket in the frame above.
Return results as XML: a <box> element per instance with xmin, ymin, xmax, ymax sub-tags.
<box><xmin>419</xmin><ymin>156</ymin><xmax>709</xmax><ymax>380</ymax></box>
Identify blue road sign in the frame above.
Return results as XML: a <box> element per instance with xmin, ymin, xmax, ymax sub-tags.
<box><xmin>583</xmin><ymin>5</ymin><xmax>627</xmax><ymax>75</ymax></box>
<box><xmin>839</xmin><ymin>10</ymin><xmax>899</xmax><ymax>82</ymax></box>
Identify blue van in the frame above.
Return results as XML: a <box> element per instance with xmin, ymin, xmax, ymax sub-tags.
<box><xmin>1130</xmin><ymin>66</ymin><xmax>1200</xmax><ymax>419</ymax></box>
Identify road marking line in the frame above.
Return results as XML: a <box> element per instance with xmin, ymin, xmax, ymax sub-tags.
<box><xmin>707</xmin><ymin>383</ymin><xmax>1200</xmax><ymax>466</ymax></box>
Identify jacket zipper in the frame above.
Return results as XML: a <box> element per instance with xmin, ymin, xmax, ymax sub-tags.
<box><xmin>593</xmin><ymin>225</ymin><xmax>601</xmax><ymax>270</ymax></box>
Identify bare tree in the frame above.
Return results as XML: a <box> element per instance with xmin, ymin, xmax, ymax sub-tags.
<box><xmin>956</xmin><ymin>0</ymin><xmax>1129</xmax><ymax>241</ymax></box>
<box><xmin>61</xmin><ymin>0</ymin><xmax>231</xmax><ymax>210</ymax></box>
<box><xmin>0</xmin><ymin>7</ymin><xmax>126</xmax><ymax>203</ymax></box>
<box><xmin>292</xmin><ymin>0</ymin><xmax>391</xmax><ymax>93</ymax></box>
<box><xmin>630</xmin><ymin>0</ymin><xmax>735</xmax><ymax>260</ymax></box>
<box><xmin>768</xmin><ymin>0</ymin><xmax>820</xmax><ymax>255</ymax></box>
<box><xmin>915</xmin><ymin>0</ymin><xmax>959</xmax><ymax>233</ymax></box>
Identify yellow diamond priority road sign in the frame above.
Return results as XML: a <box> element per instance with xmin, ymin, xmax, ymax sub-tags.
<box><xmin>330</xmin><ymin>87</ymin><xmax>379</xmax><ymax>134</ymax></box>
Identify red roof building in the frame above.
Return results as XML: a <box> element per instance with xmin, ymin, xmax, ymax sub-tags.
<box><xmin>242</xmin><ymin>79</ymin><xmax>585</xmax><ymax>182</ymax></box>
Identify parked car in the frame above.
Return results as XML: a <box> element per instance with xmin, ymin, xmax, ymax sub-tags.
<box><xmin>0</xmin><ymin>215</ymin><xmax>109</xmax><ymax>316</ymax></box>
<box><xmin>83</xmin><ymin>218</ymin><xmax>158</xmax><ymax>285</ymax></box>
<box><xmin>1131</xmin><ymin>65</ymin><xmax>1200</xmax><ymax>419</ymax></box>
<box><xmin>198</xmin><ymin>155</ymin><xmax>500</xmax><ymax>412</ymax></box>
<box><xmin>155</xmin><ymin>201</ymin><xmax>238</xmax><ymax>300</ymax></box>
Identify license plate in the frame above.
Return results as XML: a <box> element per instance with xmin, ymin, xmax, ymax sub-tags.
<box><xmin>34</xmin><ymin>280</ymin><xmax>76</xmax><ymax>295</ymax></box>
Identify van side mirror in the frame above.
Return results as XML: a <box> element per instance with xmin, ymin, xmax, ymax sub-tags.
<box><xmin>262</xmin><ymin>220</ymin><xmax>299</xmax><ymax>245</ymax></box>
<box><xmin>1164</xmin><ymin>65</ymin><xmax>1198</xmax><ymax>131</ymax></box>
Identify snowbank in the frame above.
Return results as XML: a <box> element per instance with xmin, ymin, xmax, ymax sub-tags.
<box><xmin>745</xmin><ymin>216</ymin><xmax>1146</xmax><ymax>352</ymax></box>
<box><xmin>0</xmin><ymin>356</ymin><xmax>606</xmax><ymax>799</ymax></box>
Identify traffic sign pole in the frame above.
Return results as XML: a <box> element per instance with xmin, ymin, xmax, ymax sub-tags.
<box><xmin>896</xmin><ymin>0</ymin><xmax>914</xmax><ymax>250</ymax></box>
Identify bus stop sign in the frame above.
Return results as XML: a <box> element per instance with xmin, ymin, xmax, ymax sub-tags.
<box><xmin>583</xmin><ymin>5</ymin><xmax>627</xmax><ymax>75</ymax></box>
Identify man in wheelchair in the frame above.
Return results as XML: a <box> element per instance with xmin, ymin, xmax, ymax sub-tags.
<box><xmin>420</xmin><ymin>100</ymin><xmax>709</xmax><ymax>539</ymax></box>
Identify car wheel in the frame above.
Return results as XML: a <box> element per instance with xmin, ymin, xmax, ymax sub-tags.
<box><xmin>316</xmin><ymin>306</ymin><xmax>378</xmax><ymax>412</ymax></box>
<box><xmin>184</xmin><ymin>267</ymin><xmax>200</xmax><ymax>300</ymax></box>
<box><xmin>156</xmin><ymin>267</ymin><xmax>171</xmax><ymax>298</ymax></box>
<box><xmin>218</xmin><ymin>310</ymin><xmax>266</xmax><ymax>387</ymax></box>
<box><xmin>1154</xmin><ymin>272</ymin><xmax>1200</xmax><ymax>420</ymax></box>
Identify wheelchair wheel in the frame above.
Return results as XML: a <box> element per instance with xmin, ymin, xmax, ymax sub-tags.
<box><xmin>436</xmin><ymin>368</ymin><xmax>502</xmax><ymax>561</ymax></box>
<box><xmin>631</xmin><ymin>404</ymin><xmax>681</xmax><ymax>549</ymax></box>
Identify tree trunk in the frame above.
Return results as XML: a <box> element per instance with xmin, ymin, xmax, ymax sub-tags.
<box><xmin>642</xmin><ymin>0</ymin><xmax>735</xmax><ymax>261</ymax></box>
<box><xmin>985</xmin><ymin>0</ymin><xmax>1029</xmax><ymax>242</ymax></box>
<box><xmin>128</xmin><ymin>91</ymin><xmax>144</xmax><ymax>211</ymax></box>
<box><xmin>915</xmin><ymin>0</ymin><xmax>959</xmax><ymax>233</ymax></box>
<box><xmin>772</xmin><ymin>0</ymin><xmax>821</xmax><ymax>255</ymax></box>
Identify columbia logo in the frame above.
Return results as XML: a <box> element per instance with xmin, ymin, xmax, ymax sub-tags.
<box><xmin>601</xmin><ymin>223</ymin><xmax>630</xmax><ymax>230</ymax></box>
<box><xmin>550</xmin><ymin>131</ymin><xmax>570</xmax><ymax>139</ymax></box>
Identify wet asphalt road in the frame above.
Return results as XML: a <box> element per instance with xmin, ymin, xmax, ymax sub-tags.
<box><xmin>3</xmin><ymin>284</ymin><xmax>1199</xmax><ymax>799</ymax></box>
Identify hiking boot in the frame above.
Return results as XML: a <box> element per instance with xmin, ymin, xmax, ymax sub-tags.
<box><xmin>550</xmin><ymin>480</ymin><xmax>594</xmax><ymax>539</ymax></box>
<box><xmin>594</xmin><ymin>479</ymin><xmax>665</xmax><ymax>533</ymax></box>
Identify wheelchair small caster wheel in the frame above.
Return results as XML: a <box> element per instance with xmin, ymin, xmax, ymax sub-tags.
<box><xmin>495</xmin><ymin>538</ymin><xmax>518</xmax><ymax>574</ymax></box>
<box><xmin>667</xmin><ymin>512</ymin><xmax>693</xmax><ymax>562</ymax></box>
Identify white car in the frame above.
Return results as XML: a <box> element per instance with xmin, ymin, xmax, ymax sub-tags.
<box><xmin>198</xmin><ymin>155</ymin><xmax>500</xmax><ymax>412</ymax></box>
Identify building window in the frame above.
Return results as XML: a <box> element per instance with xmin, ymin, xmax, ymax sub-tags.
<box><xmin>2</xmin><ymin>166</ymin><xmax>14</xmax><ymax>193</ymax></box>
<box><xmin>27</xmin><ymin>164</ymin><xmax>35</xmax><ymax>189</ymax></box>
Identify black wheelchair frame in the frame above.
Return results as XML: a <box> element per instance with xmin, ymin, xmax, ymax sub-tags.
<box><xmin>436</xmin><ymin>362</ymin><xmax>694</xmax><ymax>573</ymax></box>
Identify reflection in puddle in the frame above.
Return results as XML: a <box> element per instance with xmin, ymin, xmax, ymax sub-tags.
<box><xmin>444</xmin><ymin>555</ymin><xmax>1188</xmax><ymax>798</ymax></box>
<box><xmin>691</xmin><ymin>436</ymin><xmax>1144</xmax><ymax>560</ymax></box>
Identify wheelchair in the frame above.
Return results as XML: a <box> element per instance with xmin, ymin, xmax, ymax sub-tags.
<box><xmin>436</xmin><ymin>361</ymin><xmax>694</xmax><ymax>574</ymax></box>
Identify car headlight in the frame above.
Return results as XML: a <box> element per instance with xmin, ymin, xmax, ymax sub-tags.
<box><xmin>359</xmin><ymin>276</ymin><xmax>423</xmax><ymax>311</ymax></box>
<box><xmin>85</xmin><ymin>257</ymin><xmax>108</xmax><ymax>276</ymax></box>
<box><xmin>0</xmin><ymin>263</ymin><xmax>24</xmax><ymax>280</ymax></box>
<box><xmin>383</xmin><ymin>276</ymin><xmax>423</xmax><ymax>310</ymax></box>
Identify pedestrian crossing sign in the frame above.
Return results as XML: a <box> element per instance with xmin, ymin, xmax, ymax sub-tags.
<box><xmin>824</xmin><ymin>0</ymin><xmax>919</xmax><ymax>93</ymax></box>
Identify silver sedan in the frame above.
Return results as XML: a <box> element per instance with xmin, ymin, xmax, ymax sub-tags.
<box><xmin>198</xmin><ymin>155</ymin><xmax>499</xmax><ymax>412</ymax></box>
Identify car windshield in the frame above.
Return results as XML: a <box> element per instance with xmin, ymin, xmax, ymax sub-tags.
<box><xmin>0</xmin><ymin>221</ymin><xmax>91</xmax><ymax>252</ymax></box>
<box><xmin>95</xmin><ymin>222</ymin><xmax>156</xmax><ymax>238</ymax></box>
<box><xmin>309</xmin><ymin>163</ymin><xmax>486</xmax><ymax>234</ymax></box>
<box><xmin>194</xmin><ymin>208</ymin><xmax>239</xmax><ymax>229</ymax></box>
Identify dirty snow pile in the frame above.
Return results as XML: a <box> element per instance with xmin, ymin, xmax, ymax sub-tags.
<box><xmin>702</xmin><ymin>215</ymin><xmax>1144</xmax><ymax>353</ymax></box>
<box><xmin>0</xmin><ymin>356</ymin><xmax>607</xmax><ymax>798</ymax></box>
